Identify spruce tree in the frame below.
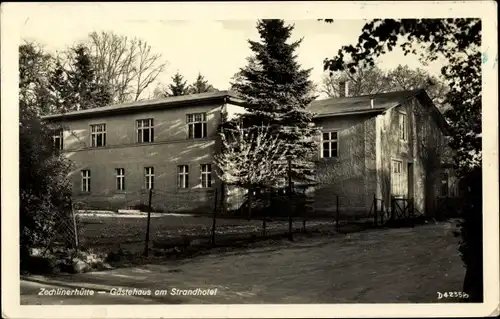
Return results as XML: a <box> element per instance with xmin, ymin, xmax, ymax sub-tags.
<box><xmin>188</xmin><ymin>73</ymin><xmax>217</xmax><ymax>94</ymax></box>
<box><xmin>48</xmin><ymin>60</ymin><xmax>72</xmax><ymax>113</ymax></box>
<box><xmin>66</xmin><ymin>45</ymin><xmax>112</xmax><ymax>111</ymax></box>
<box><xmin>165</xmin><ymin>72</ymin><xmax>189</xmax><ymax>96</ymax></box>
<box><xmin>231</xmin><ymin>19</ymin><xmax>318</xmax><ymax>185</ymax></box>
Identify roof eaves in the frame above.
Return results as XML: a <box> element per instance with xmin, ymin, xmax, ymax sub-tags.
<box><xmin>378</xmin><ymin>88</ymin><xmax>425</xmax><ymax>115</ymax></box>
<box><xmin>313</xmin><ymin>107</ymin><xmax>386</xmax><ymax>118</ymax></box>
<box><xmin>42</xmin><ymin>92</ymin><xmax>233</xmax><ymax>121</ymax></box>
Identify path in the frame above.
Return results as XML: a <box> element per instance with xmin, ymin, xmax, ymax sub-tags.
<box><xmin>21</xmin><ymin>221</ymin><xmax>464</xmax><ymax>304</ymax></box>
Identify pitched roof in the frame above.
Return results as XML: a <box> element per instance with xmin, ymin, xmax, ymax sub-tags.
<box><xmin>308</xmin><ymin>89</ymin><xmax>423</xmax><ymax>117</ymax></box>
<box><xmin>42</xmin><ymin>90</ymin><xmax>245</xmax><ymax>121</ymax></box>
<box><xmin>42</xmin><ymin>88</ymin><xmax>435</xmax><ymax>125</ymax></box>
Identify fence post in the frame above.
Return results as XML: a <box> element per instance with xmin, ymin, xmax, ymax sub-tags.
<box><xmin>373</xmin><ymin>195</ymin><xmax>378</xmax><ymax>227</ymax></box>
<box><xmin>302</xmin><ymin>201</ymin><xmax>307</xmax><ymax>233</ymax></box>
<box><xmin>287</xmin><ymin>157</ymin><xmax>293</xmax><ymax>241</ymax></box>
<box><xmin>262</xmin><ymin>216</ymin><xmax>266</xmax><ymax>237</ymax></box>
<box><xmin>390</xmin><ymin>196</ymin><xmax>395</xmax><ymax>221</ymax></box>
<box><xmin>381</xmin><ymin>200</ymin><xmax>385</xmax><ymax>224</ymax></box>
<box><xmin>335</xmin><ymin>195</ymin><xmax>340</xmax><ymax>232</ymax></box>
<box><xmin>144</xmin><ymin>188</ymin><xmax>153</xmax><ymax>257</ymax></box>
<box><xmin>247</xmin><ymin>186</ymin><xmax>253</xmax><ymax>220</ymax></box>
<box><xmin>212</xmin><ymin>188</ymin><xmax>218</xmax><ymax>246</ymax></box>
<box><xmin>70</xmin><ymin>199</ymin><xmax>79</xmax><ymax>251</ymax></box>
<box><xmin>262</xmin><ymin>193</ymin><xmax>266</xmax><ymax>237</ymax></box>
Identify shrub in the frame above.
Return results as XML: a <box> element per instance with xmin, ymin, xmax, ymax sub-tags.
<box><xmin>457</xmin><ymin>167</ymin><xmax>483</xmax><ymax>302</ymax></box>
<box><xmin>19</xmin><ymin>107</ymin><xmax>74</xmax><ymax>268</ymax></box>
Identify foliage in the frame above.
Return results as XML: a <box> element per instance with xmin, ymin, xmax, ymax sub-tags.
<box><xmin>77</xmin><ymin>31</ymin><xmax>167</xmax><ymax>103</ymax></box>
<box><xmin>320</xmin><ymin>65</ymin><xmax>389</xmax><ymax>97</ymax></box>
<box><xmin>64</xmin><ymin>45</ymin><xmax>113</xmax><ymax>111</ymax></box>
<box><xmin>322</xmin><ymin>18</ymin><xmax>481</xmax><ymax>172</ymax></box>
<box><xmin>164</xmin><ymin>71</ymin><xmax>190</xmax><ymax>97</ymax></box>
<box><xmin>19</xmin><ymin>42</ymin><xmax>54</xmax><ymax>116</ymax></box>
<box><xmin>386</xmin><ymin>65</ymin><xmax>448</xmax><ymax>107</ymax></box>
<box><xmin>20</xmin><ymin>41</ymin><xmax>112</xmax><ymax>115</ymax></box>
<box><xmin>24</xmin><ymin>247</ymin><xmax>110</xmax><ymax>274</ymax></box>
<box><xmin>322</xmin><ymin>18</ymin><xmax>481</xmax><ymax>300</ymax></box>
<box><xmin>456</xmin><ymin>167</ymin><xmax>483</xmax><ymax>302</ymax></box>
<box><xmin>214</xmin><ymin>125</ymin><xmax>288</xmax><ymax>189</ymax></box>
<box><xmin>231</xmin><ymin>19</ymin><xmax>319</xmax><ymax>185</ymax></box>
<box><xmin>188</xmin><ymin>73</ymin><xmax>218</xmax><ymax>94</ymax></box>
<box><xmin>320</xmin><ymin>64</ymin><xmax>449</xmax><ymax>110</ymax></box>
<box><xmin>230</xmin><ymin>56</ymin><xmax>259</xmax><ymax>91</ymax></box>
<box><xmin>19</xmin><ymin>42</ymin><xmax>75</xmax><ymax>268</ymax></box>
<box><xmin>19</xmin><ymin>106</ymin><xmax>73</xmax><ymax>265</ymax></box>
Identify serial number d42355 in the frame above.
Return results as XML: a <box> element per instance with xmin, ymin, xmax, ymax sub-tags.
<box><xmin>437</xmin><ymin>291</ymin><xmax>470</xmax><ymax>299</ymax></box>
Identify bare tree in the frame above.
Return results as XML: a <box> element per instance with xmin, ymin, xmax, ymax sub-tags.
<box><xmin>83</xmin><ymin>31</ymin><xmax>168</xmax><ymax>103</ymax></box>
<box><xmin>320</xmin><ymin>64</ymin><xmax>449</xmax><ymax>111</ymax></box>
<box><xmin>386</xmin><ymin>65</ymin><xmax>449</xmax><ymax>110</ymax></box>
<box><xmin>320</xmin><ymin>65</ymin><xmax>389</xmax><ymax>98</ymax></box>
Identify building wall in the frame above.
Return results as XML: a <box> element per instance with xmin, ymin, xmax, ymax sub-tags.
<box><xmin>410</xmin><ymin>97</ymin><xmax>449</xmax><ymax>216</ymax></box>
<box><xmin>378</xmin><ymin>103</ymin><xmax>412</xmax><ymax>213</ymax></box>
<box><xmin>58</xmin><ymin>103</ymin><xmax>224</xmax><ymax>213</ymax></box>
<box><xmin>314</xmin><ymin>114</ymin><xmax>376</xmax><ymax>216</ymax></box>
<box><xmin>377</xmin><ymin>97</ymin><xmax>449</xmax><ymax>216</ymax></box>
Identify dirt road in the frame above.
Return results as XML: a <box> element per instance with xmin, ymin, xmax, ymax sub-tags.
<box><xmin>21</xmin><ymin>221</ymin><xmax>465</xmax><ymax>304</ymax></box>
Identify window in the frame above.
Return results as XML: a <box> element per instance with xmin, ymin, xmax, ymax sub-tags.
<box><xmin>201</xmin><ymin>164</ymin><xmax>212</xmax><ymax>188</ymax></box>
<box><xmin>81</xmin><ymin>170</ymin><xmax>91</xmax><ymax>192</ymax></box>
<box><xmin>116</xmin><ymin>168</ymin><xmax>125</xmax><ymax>191</ymax></box>
<box><xmin>399</xmin><ymin>112</ymin><xmax>407</xmax><ymax>141</ymax></box>
<box><xmin>321</xmin><ymin>131</ymin><xmax>338</xmax><ymax>158</ymax></box>
<box><xmin>90</xmin><ymin>124</ymin><xmax>106</xmax><ymax>147</ymax></box>
<box><xmin>178</xmin><ymin>165</ymin><xmax>189</xmax><ymax>189</ymax></box>
<box><xmin>137</xmin><ymin>118</ymin><xmax>154</xmax><ymax>143</ymax></box>
<box><xmin>392</xmin><ymin>160</ymin><xmax>402</xmax><ymax>174</ymax></box>
<box><xmin>52</xmin><ymin>128</ymin><xmax>63</xmax><ymax>151</ymax></box>
<box><xmin>440</xmin><ymin>173</ymin><xmax>449</xmax><ymax>197</ymax></box>
<box><xmin>449</xmin><ymin>176</ymin><xmax>459</xmax><ymax>197</ymax></box>
<box><xmin>391</xmin><ymin>160</ymin><xmax>404</xmax><ymax>196</ymax></box>
<box><xmin>144</xmin><ymin>167</ymin><xmax>154</xmax><ymax>190</ymax></box>
<box><xmin>187</xmin><ymin>113</ymin><xmax>207</xmax><ymax>139</ymax></box>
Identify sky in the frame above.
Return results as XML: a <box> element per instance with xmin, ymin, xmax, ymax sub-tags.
<box><xmin>15</xmin><ymin>3</ymin><xmax>447</xmax><ymax>99</ymax></box>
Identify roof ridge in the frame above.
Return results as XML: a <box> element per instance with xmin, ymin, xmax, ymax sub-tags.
<box><xmin>314</xmin><ymin>88</ymin><xmax>423</xmax><ymax>103</ymax></box>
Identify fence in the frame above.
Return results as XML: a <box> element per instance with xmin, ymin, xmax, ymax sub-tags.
<box><xmin>55</xmin><ymin>188</ymin><xmax>439</xmax><ymax>257</ymax></box>
<box><xmin>66</xmin><ymin>187</ymin><xmax>351</xmax><ymax>256</ymax></box>
<box><xmin>369</xmin><ymin>194</ymin><xmax>388</xmax><ymax>226</ymax></box>
<box><xmin>26</xmin><ymin>200</ymin><xmax>81</xmax><ymax>257</ymax></box>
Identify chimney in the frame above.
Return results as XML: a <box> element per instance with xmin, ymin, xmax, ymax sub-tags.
<box><xmin>339</xmin><ymin>80</ymin><xmax>349</xmax><ymax>97</ymax></box>
<box><xmin>370</xmin><ymin>98</ymin><xmax>375</xmax><ymax>108</ymax></box>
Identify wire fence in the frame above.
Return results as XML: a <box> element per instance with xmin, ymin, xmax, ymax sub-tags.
<box><xmin>48</xmin><ymin>188</ymin><xmax>445</xmax><ymax>257</ymax></box>
<box><xmin>34</xmin><ymin>202</ymin><xmax>80</xmax><ymax>255</ymax></box>
<box><xmin>63</xmin><ymin>187</ymin><xmax>353</xmax><ymax>255</ymax></box>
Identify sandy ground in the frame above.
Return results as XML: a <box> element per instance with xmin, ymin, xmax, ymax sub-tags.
<box><xmin>21</xmin><ymin>221</ymin><xmax>465</xmax><ymax>304</ymax></box>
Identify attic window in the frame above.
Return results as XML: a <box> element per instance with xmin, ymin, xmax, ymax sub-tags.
<box><xmin>398</xmin><ymin>112</ymin><xmax>407</xmax><ymax>141</ymax></box>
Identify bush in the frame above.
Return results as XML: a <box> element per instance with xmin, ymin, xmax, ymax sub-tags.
<box><xmin>21</xmin><ymin>247</ymin><xmax>111</xmax><ymax>274</ymax></box>
<box><xmin>19</xmin><ymin>108</ymin><xmax>74</xmax><ymax>268</ymax></box>
<box><xmin>457</xmin><ymin>167</ymin><xmax>483</xmax><ymax>302</ymax></box>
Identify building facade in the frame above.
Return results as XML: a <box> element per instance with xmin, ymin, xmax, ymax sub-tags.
<box><xmin>43</xmin><ymin>89</ymin><xmax>457</xmax><ymax>217</ymax></box>
<box><xmin>311</xmin><ymin>89</ymin><xmax>458</xmax><ymax>217</ymax></box>
<box><xmin>43</xmin><ymin>92</ymin><xmax>245</xmax><ymax>213</ymax></box>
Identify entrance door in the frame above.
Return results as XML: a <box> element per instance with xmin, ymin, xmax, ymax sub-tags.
<box><xmin>407</xmin><ymin>162</ymin><xmax>414</xmax><ymax>200</ymax></box>
<box><xmin>390</xmin><ymin>159</ymin><xmax>405</xmax><ymax>198</ymax></box>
